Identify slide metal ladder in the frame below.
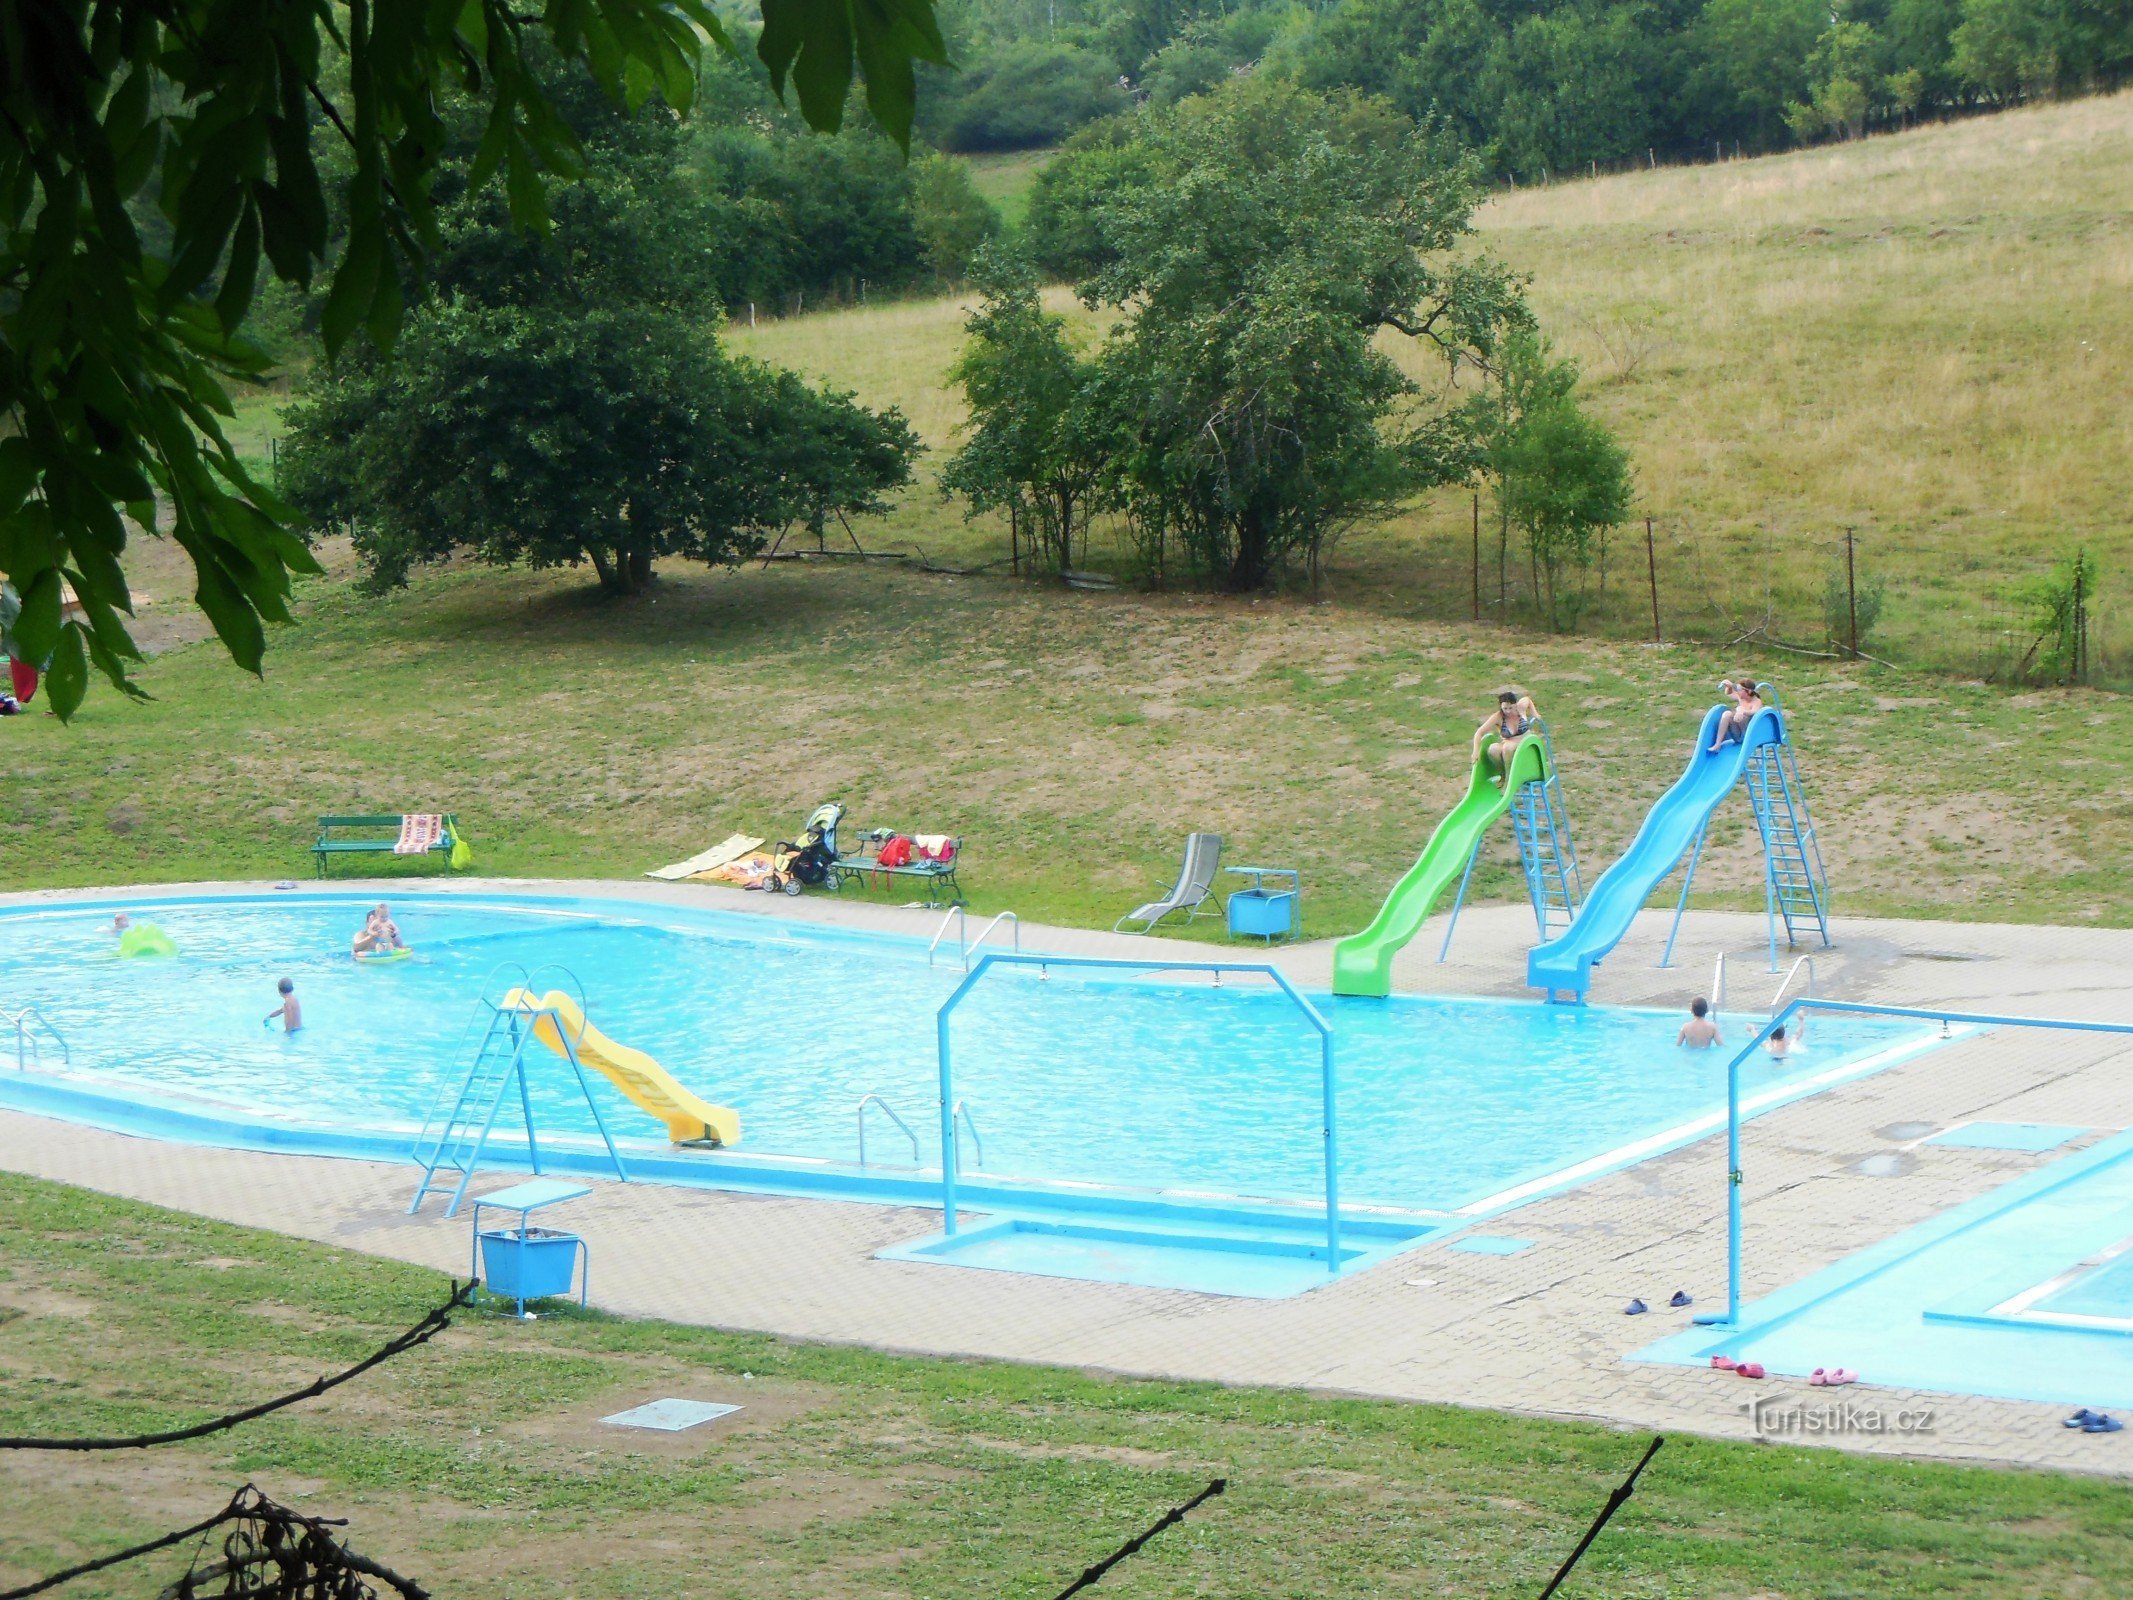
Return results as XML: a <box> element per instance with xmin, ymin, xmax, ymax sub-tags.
<box><xmin>1510</xmin><ymin>727</ymin><xmax>1585</xmax><ymax>941</ymax></box>
<box><xmin>408</xmin><ymin>966</ymin><xmax>628</xmax><ymax>1218</ymax></box>
<box><xmin>1745</xmin><ymin>740</ymin><xmax>1832</xmax><ymax>966</ymax></box>
<box><xmin>1439</xmin><ymin>720</ymin><xmax>1583</xmax><ymax>960</ymax></box>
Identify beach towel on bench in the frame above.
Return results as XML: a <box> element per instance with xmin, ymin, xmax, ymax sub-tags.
<box><xmin>395</xmin><ymin>814</ymin><xmax>445</xmax><ymax>855</ymax></box>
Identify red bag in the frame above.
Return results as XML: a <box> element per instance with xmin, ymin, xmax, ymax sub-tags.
<box><xmin>8</xmin><ymin>658</ymin><xmax>35</xmax><ymax>704</ymax></box>
<box><xmin>876</xmin><ymin>834</ymin><xmax>914</xmax><ymax>868</ymax></box>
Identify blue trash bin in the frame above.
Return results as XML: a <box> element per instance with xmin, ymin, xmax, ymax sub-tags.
<box><xmin>478</xmin><ymin>1226</ymin><xmax>581</xmax><ymax>1302</ymax></box>
<box><xmin>1228</xmin><ymin>889</ymin><xmax>1296</xmax><ymax>941</ymax></box>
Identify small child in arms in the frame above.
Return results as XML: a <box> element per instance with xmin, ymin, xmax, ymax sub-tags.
<box><xmin>1677</xmin><ymin>996</ymin><xmax>1721</xmax><ymax>1048</ymax></box>
<box><xmin>265</xmin><ymin>977</ymin><xmax>302</xmax><ymax>1034</ymax></box>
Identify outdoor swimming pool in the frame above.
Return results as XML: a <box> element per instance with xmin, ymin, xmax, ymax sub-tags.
<box><xmin>1</xmin><ymin>891</ymin><xmax>1942</xmax><ymax>1217</ymax></box>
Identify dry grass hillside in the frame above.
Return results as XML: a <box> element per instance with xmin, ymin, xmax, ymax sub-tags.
<box><xmin>735</xmin><ymin>92</ymin><xmax>2133</xmax><ymax>676</ymax></box>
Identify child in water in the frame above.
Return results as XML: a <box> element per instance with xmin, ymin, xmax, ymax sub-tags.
<box><xmin>351</xmin><ymin>904</ymin><xmax>405</xmax><ymax>956</ymax></box>
<box><xmin>1677</xmin><ymin>997</ymin><xmax>1722</xmax><ymax>1048</ymax></box>
<box><xmin>265</xmin><ymin>978</ymin><xmax>302</xmax><ymax>1034</ymax></box>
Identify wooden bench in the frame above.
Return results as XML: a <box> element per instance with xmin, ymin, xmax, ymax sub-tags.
<box><xmin>314</xmin><ymin>814</ymin><xmax>464</xmax><ymax>878</ymax></box>
<box><xmin>833</xmin><ymin>836</ymin><xmax>966</xmax><ymax>907</ymax></box>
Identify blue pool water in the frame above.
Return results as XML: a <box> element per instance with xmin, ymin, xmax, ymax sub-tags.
<box><xmin>1</xmin><ymin>892</ymin><xmax>1940</xmax><ymax>1213</ymax></box>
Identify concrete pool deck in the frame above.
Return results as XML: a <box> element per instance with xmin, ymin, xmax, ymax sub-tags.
<box><xmin>5</xmin><ymin>876</ymin><xmax>2133</xmax><ymax>1475</ymax></box>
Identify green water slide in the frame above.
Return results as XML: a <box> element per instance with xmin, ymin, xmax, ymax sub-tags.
<box><xmin>1332</xmin><ymin>736</ymin><xmax>1552</xmax><ymax>998</ymax></box>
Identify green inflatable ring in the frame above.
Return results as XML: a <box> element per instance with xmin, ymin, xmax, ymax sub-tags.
<box><xmin>354</xmin><ymin>946</ymin><xmax>414</xmax><ymax>965</ymax></box>
<box><xmin>116</xmin><ymin>923</ymin><xmax>178</xmax><ymax>958</ymax></box>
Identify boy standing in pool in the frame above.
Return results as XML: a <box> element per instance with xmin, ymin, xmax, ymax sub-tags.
<box><xmin>265</xmin><ymin>978</ymin><xmax>302</xmax><ymax>1034</ymax></box>
<box><xmin>1677</xmin><ymin>997</ymin><xmax>1721</xmax><ymax>1048</ymax></box>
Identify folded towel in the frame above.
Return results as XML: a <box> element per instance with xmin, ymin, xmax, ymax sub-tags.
<box><xmin>915</xmin><ymin>833</ymin><xmax>951</xmax><ymax>854</ymax></box>
<box><xmin>394</xmin><ymin>814</ymin><xmax>444</xmax><ymax>855</ymax></box>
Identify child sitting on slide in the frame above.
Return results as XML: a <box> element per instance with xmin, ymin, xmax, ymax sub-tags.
<box><xmin>1710</xmin><ymin>677</ymin><xmax>1763</xmax><ymax>750</ymax></box>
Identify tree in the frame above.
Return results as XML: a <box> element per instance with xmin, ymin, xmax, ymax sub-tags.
<box><xmin>1785</xmin><ymin>13</ymin><xmax>1886</xmax><ymax>141</ymax></box>
<box><xmin>941</xmin><ymin>253</ymin><xmax>1109</xmax><ymax>573</ymax></box>
<box><xmin>2</xmin><ymin>0</ymin><xmax>946</xmax><ymax>716</ymax></box>
<box><xmin>910</xmin><ymin>155</ymin><xmax>1004</xmax><ymax>284</ymax></box>
<box><xmin>1081</xmin><ymin>80</ymin><xmax>1528</xmax><ymax>592</ymax></box>
<box><xmin>285</xmin><ymin>309</ymin><xmax>915</xmax><ymax>594</ymax></box>
<box><xmin>281</xmin><ymin>60</ymin><xmax>918</xmax><ymax>596</ymax></box>
<box><xmin>1951</xmin><ymin>0</ymin><xmax>2063</xmax><ymax>97</ymax></box>
<box><xmin>1494</xmin><ymin>393</ymin><xmax>1632</xmax><ymax>630</ymax></box>
<box><xmin>1022</xmin><ymin>119</ymin><xmax>1159</xmax><ymax>281</ymax></box>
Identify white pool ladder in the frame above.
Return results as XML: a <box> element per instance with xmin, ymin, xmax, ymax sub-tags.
<box><xmin>1770</xmin><ymin>954</ymin><xmax>1818</xmax><ymax>1013</ymax></box>
<box><xmin>927</xmin><ymin>907</ymin><xmax>1021</xmax><ymax>970</ymax></box>
<box><xmin>856</xmin><ymin>1093</ymin><xmax>922</xmax><ymax>1168</ymax></box>
<box><xmin>4</xmin><ymin>1006</ymin><xmax>68</xmax><ymax>1072</ymax></box>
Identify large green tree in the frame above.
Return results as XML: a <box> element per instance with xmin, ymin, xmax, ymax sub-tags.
<box><xmin>281</xmin><ymin>60</ymin><xmax>918</xmax><ymax>595</ymax></box>
<box><xmin>1080</xmin><ymin>79</ymin><xmax>1527</xmax><ymax>591</ymax></box>
<box><xmin>1</xmin><ymin>0</ymin><xmax>945</xmax><ymax>715</ymax></box>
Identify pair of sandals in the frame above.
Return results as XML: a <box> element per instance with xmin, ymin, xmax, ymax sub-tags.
<box><xmin>1623</xmin><ymin>1291</ymin><xmax>1693</xmax><ymax>1315</ymax></box>
<box><xmin>1711</xmin><ymin>1356</ymin><xmax>1766</xmax><ymax>1378</ymax></box>
<box><xmin>2065</xmin><ymin>1409</ymin><xmax>2124</xmax><ymax>1434</ymax></box>
<box><xmin>1808</xmin><ymin>1367</ymin><xmax>1859</xmax><ymax>1386</ymax></box>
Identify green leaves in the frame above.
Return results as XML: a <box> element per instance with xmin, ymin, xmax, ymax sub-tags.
<box><xmin>758</xmin><ymin>0</ymin><xmax>948</xmax><ymax>147</ymax></box>
<box><xmin>2</xmin><ymin>0</ymin><xmax>944</xmax><ymax>718</ymax></box>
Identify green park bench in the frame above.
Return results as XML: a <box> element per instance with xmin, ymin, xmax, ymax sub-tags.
<box><xmin>313</xmin><ymin>814</ymin><xmax>467</xmax><ymax>878</ymax></box>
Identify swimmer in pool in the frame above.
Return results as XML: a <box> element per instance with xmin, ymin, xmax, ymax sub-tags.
<box><xmin>264</xmin><ymin>977</ymin><xmax>302</xmax><ymax>1034</ymax></box>
<box><xmin>352</xmin><ymin>903</ymin><xmax>405</xmax><ymax>956</ymax></box>
<box><xmin>1765</xmin><ymin>1016</ymin><xmax>1807</xmax><ymax>1059</ymax></box>
<box><xmin>1677</xmin><ymin>996</ymin><xmax>1722</xmax><ymax>1048</ymax></box>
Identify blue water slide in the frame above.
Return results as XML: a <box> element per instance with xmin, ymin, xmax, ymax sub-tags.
<box><xmin>1527</xmin><ymin>704</ymin><xmax>1786</xmax><ymax>1000</ymax></box>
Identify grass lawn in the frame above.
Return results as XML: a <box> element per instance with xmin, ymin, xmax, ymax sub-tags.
<box><xmin>6</xmin><ymin>1170</ymin><xmax>2133</xmax><ymax>1599</ymax></box>
<box><xmin>961</xmin><ymin>147</ymin><xmax>1055</xmax><ymax>232</ymax></box>
<box><xmin>6</xmin><ymin>552</ymin><xmax>2133</xmax><ymax>931</ymax></box>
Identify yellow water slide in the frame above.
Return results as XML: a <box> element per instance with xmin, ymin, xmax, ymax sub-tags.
<box><xmin>505</xmin><ymin>988</ymin><xmax>739</xmax><ymax>1147</ymax></box>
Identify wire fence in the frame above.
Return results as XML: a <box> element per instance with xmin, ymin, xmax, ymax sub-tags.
<box><xmin>1401</xmin><ymin>509</ymin><xmax>2123</xmax><ymax>691</ymax></box>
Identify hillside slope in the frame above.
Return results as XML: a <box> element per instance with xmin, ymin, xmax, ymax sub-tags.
<box><xmin>734</xmin><ymin>93</ymin><xmax>2133</xmax><ymax>676</ymax></box>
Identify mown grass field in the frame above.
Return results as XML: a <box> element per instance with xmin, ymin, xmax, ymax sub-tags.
<box><xmin>7</xmin><ymin>1171</ymin><xmax>2133</xmax><ymax>1600</ymax></box>
<box><xmin>5</xmin><ymin>551</ymin><xmax>2129</xmax><ymax>932</ymax></box>
<box><xmin>736</xmin><ymin>92</ymin><xmax>2133</xmax><ymax>679</ymax></box>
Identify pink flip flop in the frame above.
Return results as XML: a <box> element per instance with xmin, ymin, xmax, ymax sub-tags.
<box><xmin>1711</xmin><ymin>1356</ymin><xmax>1738</xmax><ymax>1370</ymax></box>
<box><xmin>1735</xmin><ymin>1362</ymin><xmax>1766</xmax><ymax>1379</ymax></box>
<box><xmin>1826</xmin><ymin>1368</ymin><xmax>1858</xmax><ymax>1386</ymax></box>
<box><xmin>1810</xmin><ymin>1368</ymin><xmax>1830</xmax><ymax>1386</ymax></box>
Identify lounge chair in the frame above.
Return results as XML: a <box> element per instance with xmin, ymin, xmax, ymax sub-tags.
<box><xmin>1114</xmin><ymin>833</ymin><xmax>1223</xmax><ymax>933</ymax></box>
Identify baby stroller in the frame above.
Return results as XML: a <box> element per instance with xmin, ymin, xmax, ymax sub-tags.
<box><xmin>766</xmin><ymin>802</ymin><xmax>846</xmax><ymax>895</ymax></box>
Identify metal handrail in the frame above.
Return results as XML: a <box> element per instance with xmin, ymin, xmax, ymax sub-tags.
<box><xmin>6</xmin><ymin>1006</ymin><xmax>69</xmax><ymax>1072</ymax></box>
<box><xmin>970</xmin><ymin>911</ymin><xmax>1020</xmax><ymax>963</ymax></box>
<box><xmin>952</xmin><ymin>1099</ymin><xmax>985</xmax><ymax>1172</ymax></box>
<box><xmin>928</xmin><ymin>907</ymin><xmax>1021</xmax><ymax>971</ymax></box>
<box><xmin>857</xmin><ymin>1093</ymin><xmax>921</xmax><ymax>1168</ymax></box>
<box><xmin>1770</xmin><ymin>954</ymin><xmax>1817</xmax><ymax>1012</ymax></box>
<box><xmin>926</xmin><ymin>906</ymin><xmax>966</xmax><ymax>968</ymax></box>
<box><xmin>1711</xmin><ymin>952</ymin><xmax>1727</xmax><ymax>1012</ymax></box>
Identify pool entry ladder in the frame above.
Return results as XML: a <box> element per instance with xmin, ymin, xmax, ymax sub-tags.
<box><xmin>408</xmin><ymin>977</ymin><xmax>628</xmax><ymax>1218</ymax></box>
<box><xmin>1440</xmin><ymin>721</ymin><xmax>1584</xmax><ymax>959</ymax></box>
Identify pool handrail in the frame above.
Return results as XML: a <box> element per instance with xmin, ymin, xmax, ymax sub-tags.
<box><xmin>927</xmin><ymin>907</ymin><xmax>1022</xmax><ymax>971</ymax></box>
<box><xmin>926</xmin><ymin>906</ymin><xmax>965</xmax><ymax>968</ymax></box>
<box><xmin>952</xmin><ymin>1098</ymin><xmax>985</xmax><ymax>1172</ymax></box>
<box><xmin>1769</xmin><ymin>954</ymin><xmax>1816</xmax><ymax>1012</ymax></box>
<box><xmin>1711</xmin><ymin>952</ymin><xmax>1727</xmax><ymax>1013</ymax></box>
<box><xmin>1696</xmin><ymin>997</ymin><xmax>2133</xmax><ymax>1331</ymax></box>
<box><xmin>5</xmin><ymin>1005</ymin><xmax>69</xmax><ymax>1073</ymax></box>
<box><xmin>935</xmin><ymin>951</ymin><xmax>1341</xmax><ymax>1271</ymax></box>
<box><xmin>857</xmin><ymin>1093</ymin><xmax>921</xmax><ymax>1168</ymax></box>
